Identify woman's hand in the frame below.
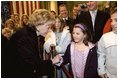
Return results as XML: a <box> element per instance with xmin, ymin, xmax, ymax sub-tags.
<box><xmin>51</xmin><ymin>54</ymin><xmax>62</xmax><ymax>64</ymax></box>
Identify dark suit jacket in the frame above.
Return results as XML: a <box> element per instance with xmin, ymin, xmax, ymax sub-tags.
<box><xmin>63</xmin><ymin>44</ymin><xmax>99</xmax><ymax>78</ymax></box>
<box><xmin>75</xmin><ymin>10</ymin><xmax>110</xmax><ymax>43</ymax></box>
<box><xmin>64</xmin><ymin>17</ymin><xmax>74</xmax><ymax>33</ymax></box>
<box><xmin>1</xmin><ymin>35</ymin><xmax>10</xmax><ymax>77</ymax></box>
<box><xmin>3</xmin><ymin>25</ymin><xmax>54</xmax><ymax>78</ymax></box>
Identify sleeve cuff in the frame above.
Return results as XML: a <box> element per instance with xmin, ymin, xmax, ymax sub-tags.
<box><xmin>56</xmin><ymin>46</ymin><xmax>61</xmax><ymax>53</ymax></box>
<box><xmin>98</xmin><ymin>66</ymin><xmax>106</xmax><ymax>75</ymax></box>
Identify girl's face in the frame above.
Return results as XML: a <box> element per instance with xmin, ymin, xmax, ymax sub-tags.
<box><xmin>3</xmin><ymin>28</ymin><xmax>13</xmax><ymax>39</ymax></box>
<box><xmin>23</xmin><ymin>16</ymin><xmax>28</xmax><ymax>24</ymax></box>
<box><xmin>50</xmin><ymin>12</ymin><xmax>56</xmax><ymax>19</ymax></box>
<box><xmin>55</xmin><ymin>18</ymin><xmax>61</xmax><ymax>30</ymax></box>
<box><xmin>4</xmin><ymin>32</ymin><xmax>12</xmax><ymax>39</ymax></box>
<box><xmin>7</xmin><ymin>21</ymin><xmax>14</xmax><ymax>29</ymax></box>
<box><xmin>15</xmin><ymin>15</ymin><xmax>19</xmax><ymax>22</ymax></box>
<box><xmin>111</xmin><ymin>12</ymin><xmax>117</xmax><ymax>34</ymax></box>
<box><xmin>72</xmin><ymin>27</ymin><xmax>86</xmax><ymax>43</ymax></box>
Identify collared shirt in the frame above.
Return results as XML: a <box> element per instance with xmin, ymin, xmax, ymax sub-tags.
<box><xmin>36</xmin><ymin>27</ymin><xmax>40</xmax><ymax>36</ymax></box>
<box><xmin>36</xmin><ymin>31</ymin><xmax>40</xmax><ymax>36</ymax></box>
<box><xmin>97</xmin><ymin>31</ymin><xmax>117</xmax><ymax>78</ymax></box>
<box><xmin>63</xmin><ymin>16</ymin><xmax>68</xmax><ymax>21</ymax></box>
<box><xmin>89</xmin><ymin>10</ymin><xmax>97</xmax><ymax>28</ymax></box>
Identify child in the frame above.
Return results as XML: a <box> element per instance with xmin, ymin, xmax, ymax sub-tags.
<box><xmin>44</xmin><ymin>16</ymin><xmax>71</xmax><ymax>77</ymax></box>
<box><xmin>2</xmin><ymin>28</ymin><xmax>13</xmax><ymax>40</ymax></box>
<box><xmin>56</xmin><ymin>23</ymin><xmax>99</xmax><ymax>78</ymax></box>
<box><xmin>97</xmin><ymin>9</ymin><xmax>117</xmax><ymax>78</ymax></box>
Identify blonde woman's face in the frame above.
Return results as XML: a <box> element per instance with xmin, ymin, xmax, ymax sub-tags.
<box><xmin>55</xmin><ymin>18</ymin><xmax>61</xmax><ymax>30</ymax></box>
<box><xmin>37</xmin><ymin>22</ymin><xmax>51</xmax><ymax>37</ymax></box>
<box><xmin>72</xmin><ymin>28</ymin><xmax>85</xmax><ymax>43</ymax></box>
<box><xmin>111</xmin><ymin>12</ymin><xmax>117</xmax><ymax>34</ymax></box>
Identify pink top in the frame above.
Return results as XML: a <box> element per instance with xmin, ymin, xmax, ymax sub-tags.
<box><xmin>71</xmin><ymin>47</ymin><xmax>89</xmax><ymax>78</ymax></box>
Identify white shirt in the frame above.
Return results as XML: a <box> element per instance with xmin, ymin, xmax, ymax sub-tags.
<box><xmin>97</xmin><ymin>31</ymin><xmax>117</xmax><ymax>78</ymax></box>
<box><xmin>89</xmin><ymin>10</ymin><xmax>97</xmax><ymax>28</ymax></box>
<box><xmin>63</xmin><ymin>17</ymin><xmax>68</xmax><ymax>21</ymax></box>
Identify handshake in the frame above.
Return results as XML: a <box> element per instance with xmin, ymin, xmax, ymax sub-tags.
<box><xmin>50</xmin><ymin>44</ymin><xmax>63</xmax><ymax>65</ymax></box>
<box><xmin>51</xmin><ymin>54</ymin><xmax>62</xmax><ymax>65</ymax></box>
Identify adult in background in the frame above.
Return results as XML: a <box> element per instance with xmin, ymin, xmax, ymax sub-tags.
<box><xmin>72</xmin><ymin>4</ymin><xmax>81</xmax><ymax>20</ymax></box>
<box><xmin>75</xmin><ymin>1</ymin><xmax>110</xmax><ymax>44</ymax></box>
<box><xmin>50</xmin><ymin>10</ymin><xmax>56</xmax><ymax>19</ymax></box>
<box><xmin>59</xmin><ymin>4</ymin><xmax>74</xmax><ymax>33</ymax></box>
<box><xmin>2</xmin><ymin>9</ymin><xmax>61</xmax><ymax>78</ymax></box>
<box><xmin>103</xmin><ymin>2</ymin><xmax>117</xmax><ymax>33</ymax></box>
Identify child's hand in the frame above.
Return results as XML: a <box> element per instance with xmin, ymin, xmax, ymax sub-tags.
<box><xmin>99</xmin><ymin>74</ymin><xmax>109</xmax><ymax>78</ymax></box>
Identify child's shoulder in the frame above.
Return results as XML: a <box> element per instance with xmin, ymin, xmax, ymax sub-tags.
<box><xmin>88</xmin><ymin>42</ymin><xmax>95</xmax><ymax>49</ymax></box>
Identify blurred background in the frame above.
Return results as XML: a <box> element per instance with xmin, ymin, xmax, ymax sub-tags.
<box><xmin>1</xmin><ymin>1</ymin><xmax>117</xmax><ymax>25</ymax></box>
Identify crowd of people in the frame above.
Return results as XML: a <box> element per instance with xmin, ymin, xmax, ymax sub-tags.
<box><xmin>1</xmin><ymin>1</ymin><xmax>117</xmax><ymax>78</ymax></box>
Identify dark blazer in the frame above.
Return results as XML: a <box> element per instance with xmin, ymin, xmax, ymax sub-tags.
<box><xmin>3</xmin><ymin>25</ymin><xmax>54</xmax><ymax>78</ymax></box>
<box><xmin>64</xmin><ymin>17</ymin><xmax>74</xmax><ymax>33</ymax></box>
<box><xmin>62</xmin><ymin>44</ymin><xmax>99</xmax><ymax>78</ymax></box>
<box><xmin>75</xmin><ymin>10</ymin><xmax>110</xmax><ymax>43</ymax></box>
<box><xmin>1</xmin><ymin>35</ymin><xmax>10</xmax><ymax>77</ymax></box>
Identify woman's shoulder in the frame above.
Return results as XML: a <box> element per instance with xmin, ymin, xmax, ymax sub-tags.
<box><xmin>11</xmin><ymin>26</ymin><xmax>34</xmax><ymax>40</ymax></box>
<box><xmin>13</xmin><ymin>27</ymin><xmax>27</xmax><ymax>36</ymax></box>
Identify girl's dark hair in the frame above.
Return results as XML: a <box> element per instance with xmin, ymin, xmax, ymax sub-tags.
<box><xmin>51</xmin><ymin>16</ymin><xmax>65</xmax><ymax>32</ymax></box>
<box><xmin>71</xmin><ymin>23</ymin><xmax>92</xmax><ymax>46</ymax></box>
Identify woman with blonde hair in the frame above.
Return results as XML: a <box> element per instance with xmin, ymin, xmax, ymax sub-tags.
<box><xmin>3</xmin><ymin>9</ymin><xmax>60</xmax><ymax>78</ymax></box>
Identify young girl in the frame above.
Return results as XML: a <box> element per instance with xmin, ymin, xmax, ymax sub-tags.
<box><xmin>97</xmin><ymin>9</ymin><xmax>117</xmax><ymax>78</ymax></box>
<box><xmin>44</xmin><ymin>16</ymin><xmax>71</xmax><ymax>77</ymax></box>
<box><xmin>56</xmin><ymin>23</ymin><xmax>99</xmax><ymax>78</ymax></box>
<box><xmin>20</xmin><ymin>14</ymin><xmax>29</xmax><ymax>27</ymax></box>
<box><xmin>2</xmin><ymin>19</ymin><xmax>16</xmax><ymax>38</ymax></box>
